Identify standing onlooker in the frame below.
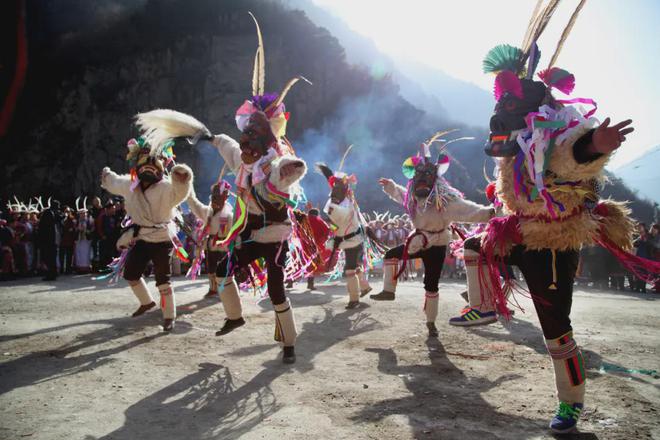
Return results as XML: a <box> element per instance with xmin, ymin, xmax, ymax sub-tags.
<box><xmin>38</xmin><ymin>200</ymin><xmax>61</xmax><ymax>281</ymax></box>
<box><xmin>59</xmin><ymin>207</ymin><xmax>77</xmax><ymax>275</ymax></box>
<box><xmin>99</xmin><ymin>201</ymin><xmax>119</xmax><ymax>269</ymax></box>
<box><xmin>632</xmin><ymin>223</ymin><xmax>651</xmax><ymax>293</ymax></box>
<box><xmin>89</xmin><ymin>196</ymin><xmax>103</xmax><ymax>271</ymax></box>
<box><xmin>74</xmin><ymin>209</ymin><xmax>94</xmax><ymax>273</ymax></box>
<box><xmin>0</xmin><ymin>219</ymin><xmax>16</xmax><ymax>280</ymax></box>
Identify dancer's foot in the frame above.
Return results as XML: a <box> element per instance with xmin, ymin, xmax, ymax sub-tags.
<box><xmin>215</xmin><ymin>317</ymin><xmax>246</xmax><ymax>336</ymax></box>
<box><xmin>360</xmin><ymin>286</ymin><xmax>373</xmax><ymax>297</ymax></box>
<box><xmin>282</xmin><ymin>346</ymin><xmax>296</xmax><ymax>364</ymax></box>
<box><xmin>370</xmin><ymin>290</ymin><xmax>395</xmax><ymax>301</ymax></box>
<box><xmin>345</xmin><ymin>300</ymin><xmax>360</xmax><ymax>309</ymax></box>
<box><xmin>426</xmin><ymin>322</ymin><xmax>439</xmax><ymax>337</ymax></box>
<box><xmin>549</xmin><ymin>402</ymin><xmax>583</xmax><ymax>434</ymax></box>
<box><xmin>162</xmin><ymin>319</ymin><xmax>174</xmax><ymax>332</ymax></box>
<box><xmin>204</xmin><ymin>289</ymin><xmax>218</xmax><ymax>298</ymax></box>
<box><xmin>132</xmin><ymin>301</ymin><xmax>156</xmax><ymax>317</ymax></box>
<box><xmin>448</xmin><ymin>307</ymin><xmax>497</xmax><ymax>326</ymax></box>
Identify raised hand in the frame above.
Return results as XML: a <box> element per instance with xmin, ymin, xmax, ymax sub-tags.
<box><xmin>172</xmin><ymin>168</ymin><xmax>191</xmax><ymax>183</ymax></box>
<box><xmin>378</xmin><ymin>177</ymin><xmax>394</xmax><ymax>187</ymax></box>
<box><xmin>591</xmin><ymin>118</ymin><xmax>634</xmax><ymax>154</ymax></box>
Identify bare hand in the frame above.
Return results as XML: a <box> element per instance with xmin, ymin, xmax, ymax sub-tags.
<box><xmin>280</xmin><ymin>161</ymin><xmax>303</xmax><ymax>178</ymax></box>
<box><xmin>591</xmin><ymin>118</ymin><xmax>634</xmax><ymax>154</ymax></box>
<box><xmin>378</xmin><ymin>177</ymin><xmax>394</xmax><ymax>188</ymax></box>
<box><xmin>172</xmin><ymin>169</ymin><xmax>191</xmax><ymax>183</ymax></box>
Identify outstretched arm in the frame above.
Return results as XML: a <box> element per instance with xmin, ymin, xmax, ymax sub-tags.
<box><xmin>186</xmin><ymin>189</ymin><xmax>211</xmax><ymax>222</ymax></box>
<box><xmin>445</xmin><ymin>198</ymin><xmax>494</xmax><ymax>224</ymax></box>
<box><xmin>211</xmin><ymin>135</ymin><xmax>242</xmax><ymax>174</ymax></box>
<box><xmin>551</xmin><ymin>118</ymin><xmax>634</xmax><ymax>180</ymax></box>
<box><xmin>379</xmin><ymin>178</ymin><xmax>406</xmax><ymax>205</ymax></box>
<box><xmin>100</xmin><ymin>167</ymin><xmax>131</xmax><ymax>197</ymax></box>
<box><xmin>169</xmin><ymin>164</ymin><xmax>194</xmax><ymax>207</ymax></box>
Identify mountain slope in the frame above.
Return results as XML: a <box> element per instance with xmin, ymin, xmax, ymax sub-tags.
<box><xmin>613</xmin><ymin>145</ymin><xmax>660</xmax><ymax>204</ymax></box>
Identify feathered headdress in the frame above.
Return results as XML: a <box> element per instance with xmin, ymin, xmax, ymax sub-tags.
<box><xmin>483</xmin><ymin>0</ymin><xmax>586</xmax><ymax>100</ymax></box>
<box><xmin>314</xmin><ymin>144</ymin><xmax>358</xmax><ymax>189</ymax></box>
<box><xmin>125</xmin><ymin>109</ymin><xmax>213</xmax><ymax>173</ymax></box>
<box><xmin>234</xmin><ymin>12</ymin><xmax>311</xmax><ymax>142</ymax></box>
<box><xmin>401</xmin><ymin>129</ymin><xmax>459</xmax><ymax>179</ymax></box>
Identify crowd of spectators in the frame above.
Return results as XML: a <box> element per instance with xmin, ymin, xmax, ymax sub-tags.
<box><xmin>2</xmin><ymin>196</ymin><xmax>658</xmax><ymax>293</ymax></box>
<box><xmin>0</xmin><ymin>197</ymin><xmax>126</xmax><ymax>281</ymax></box>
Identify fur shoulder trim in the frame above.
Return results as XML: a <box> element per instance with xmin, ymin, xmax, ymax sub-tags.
<box><xmin>595</xmin><ymin>199</ymin><xmax>635</xmax><ymax>251</ymax></box>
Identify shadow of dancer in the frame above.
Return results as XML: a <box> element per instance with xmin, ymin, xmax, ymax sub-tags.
<box><xmin>351</xmin><ymin>338</ymin><xmax>552</xmax><ymax>439</ymax></box>
<box><xmin>0</xmin><ymin>297</ymin><xmax>216</xmax><ymax>397</ymax></box>
<box><xmin>96</xmin><ymin>307</ymin><xmax>379</xmax><ymax>439</ymax></box>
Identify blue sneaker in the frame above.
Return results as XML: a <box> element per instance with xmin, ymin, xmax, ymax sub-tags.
<box><xmin>448</xmin><ymin>307</ymin><xmax>497</xmax><ymax>326</ymax></box>
<box><xmin>549</xmin><ymin>402</ymin><xmax>583</xmax><ymax>433</ymax></box>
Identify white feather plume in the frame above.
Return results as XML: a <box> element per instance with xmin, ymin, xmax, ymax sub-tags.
<box><xmin>135</xmin><ymin>109</ymin><xmax>211</xmax><ymax>155</ymax></box>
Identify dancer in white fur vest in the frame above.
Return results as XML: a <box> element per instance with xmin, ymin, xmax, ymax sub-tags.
<box><xmin>370</xmin><ymin>131</ymin><xmax>494</xmax><ymax>337</ymax></box>
<box><xmin>101</xmin><ymin>128</ymin><xmax>193</xmax><ymax>332</ymax></box>
<box><xmin>315</xmin><ymin>162</ymin><xmax>373</xmax><ymax>309</ymax></box>
<box><xmin>200</xmin><ymin>12</ymin><xmax>311</xmax><ymax>364</ymax></box>
<box><xmin>186</xmin><ymin>180</ymin><xmax>233</xmax><ymax>297</ymax></box>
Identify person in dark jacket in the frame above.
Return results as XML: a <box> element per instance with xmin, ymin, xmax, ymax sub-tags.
<box><xmin>38</xmin><ymin>200</ymin><xmax>61</xmax><ymax>281</ymax></box>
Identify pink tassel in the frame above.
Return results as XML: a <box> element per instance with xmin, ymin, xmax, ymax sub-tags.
<box><xmin>538</xmin><ymin>67</ymin><xmax>575</xmax><ymax>95</ymax></box>
<box><xmin>479</xmin><ymin>215</ymin><xmax>524</xmax><ymax>319</ymax></box>
<box><xmin>595</xmin><ymin>234</ymin><xmax>660</xmax><ymax>284</ymax></box>
<box><xmin>494</xmin><ymin>70</ymin><xmax>523</xmax><ymax>101</ymax></box>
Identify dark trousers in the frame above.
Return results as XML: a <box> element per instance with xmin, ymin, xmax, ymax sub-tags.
<box><xmin>123</xmin><ymin>241</ymin><xmax>174</xmax><ymax>286</ymax></box>
<box><xmin>41</xmin><ymin>244</ymin><xmax>57</xmax><ymax>278</ymax></box>
<box><xmin>208</xmin><ymin>249</ymin><xmax>229</xmax><ymax>277</ymax></box>
<box><xmin>465</xmin><ymin>236</ymin><xmax>578</xmax><ymax>340</ymax></box>
<box><xmin>59</xmin><ymin>245</ymin><xmax>73</xmax><ymax>274</ymax></box>
<box><xmin>100</xmin><ymin>238</ymin><xmax>117</xmax><ymax>268</ymax></box>
<box><xmin>344</xmin><ymin>244</ymin><xmax>363</xmax><ymax>271</ymax></box>
<box><xmin>384</xmin><ymin>244</ymin><xmax>446</xmax><ymax>292</ymax></box>
<box><xmin>218</xmin><ymin>241</ymin><xmax>288</xmax><ymax>305</ymax></box>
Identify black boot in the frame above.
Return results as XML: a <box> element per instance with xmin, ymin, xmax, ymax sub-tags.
<box><xmin>162</xmin><ymin>318</ymin><xmax>174</xmax><ymax>332</ymax></box>
<box><xmin>282</xmin><ymin>346</ymin><xmax>296</xmax><ymax>364</ymax></box>
<box><xmin>370</xmin><ymin>290</ymin><xmax>395</xmax><ymax>301</ymax></box>
<box><xmin>215</xmin><ymin>317</ymin><xmax>246</xmax><ymax>336</ymax></box>
<box><xmin>307</xmin><ymin>278</ymin><xmax>315</xmax><ymax>290</ymax></box>
<box><xmin>132</xmin><ymin>301</ymin><xmax>156</xmax><ymax>317</ymax></box>
<box><xmin>345</xmin><ymin>300</ymin><xmax>360</xmax><ymax>309</ymax></box>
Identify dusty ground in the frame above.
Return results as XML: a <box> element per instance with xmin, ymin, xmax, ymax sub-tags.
<box><xmin>0</xmin><ymin>274</ymin><xmax>658</xmax><ymax>440</ymax></box>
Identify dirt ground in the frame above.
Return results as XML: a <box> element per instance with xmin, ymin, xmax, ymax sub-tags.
<box><xmin>0</xmin><ymin>274</ymin><xmax>658</xmax><ymax>440</ymax></box>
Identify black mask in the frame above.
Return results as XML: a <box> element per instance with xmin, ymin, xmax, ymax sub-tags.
<box><xmin>239</xmin><ymin>111</ymin><xmax>276</xmax><ymax>164</ymax></box>
<box><xmin>485</xmin><ymin>79</ymin><xmax>547</xmax><ymax>157</ymax></box>
<box><xmin>412</xmin><ymin>161</ymin><xmax>437</xmax><ymax>198</ymax></box>
<box><xmin>330</xmin><ymin>180</ymin><xmax>349</xmax><ymax>204</ymax></box>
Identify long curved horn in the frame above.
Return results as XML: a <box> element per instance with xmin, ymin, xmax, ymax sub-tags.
<box><xmin>264</xmin><ymin>76</ymin><xmax>312</xmax><ymax>113</ymax></box>
<box><xmin>338</xmin><ymin>144</ymin><xmax>354</xmax><ymax>172</ymax></box>
<box><xmin>248</xmin><ymin>12</ymin><xmax>265</xmax><ymax>96</ymax></box>
<box><xmin>547</xmin><ymin>0</ymin><xmax>587</xmax><ymax>69</ymax></box>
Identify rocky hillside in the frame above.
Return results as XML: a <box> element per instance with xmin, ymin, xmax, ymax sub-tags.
<box><xmin>0</xmin><ymin>0</ymin><xmax>655</xmax><ymax>222</ymax></box>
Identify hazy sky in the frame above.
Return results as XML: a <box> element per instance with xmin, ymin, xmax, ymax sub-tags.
<box><xmin>312</xmin><ymin>0</ymin><xmax>660</xmax><ymax>169</ymax></box>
